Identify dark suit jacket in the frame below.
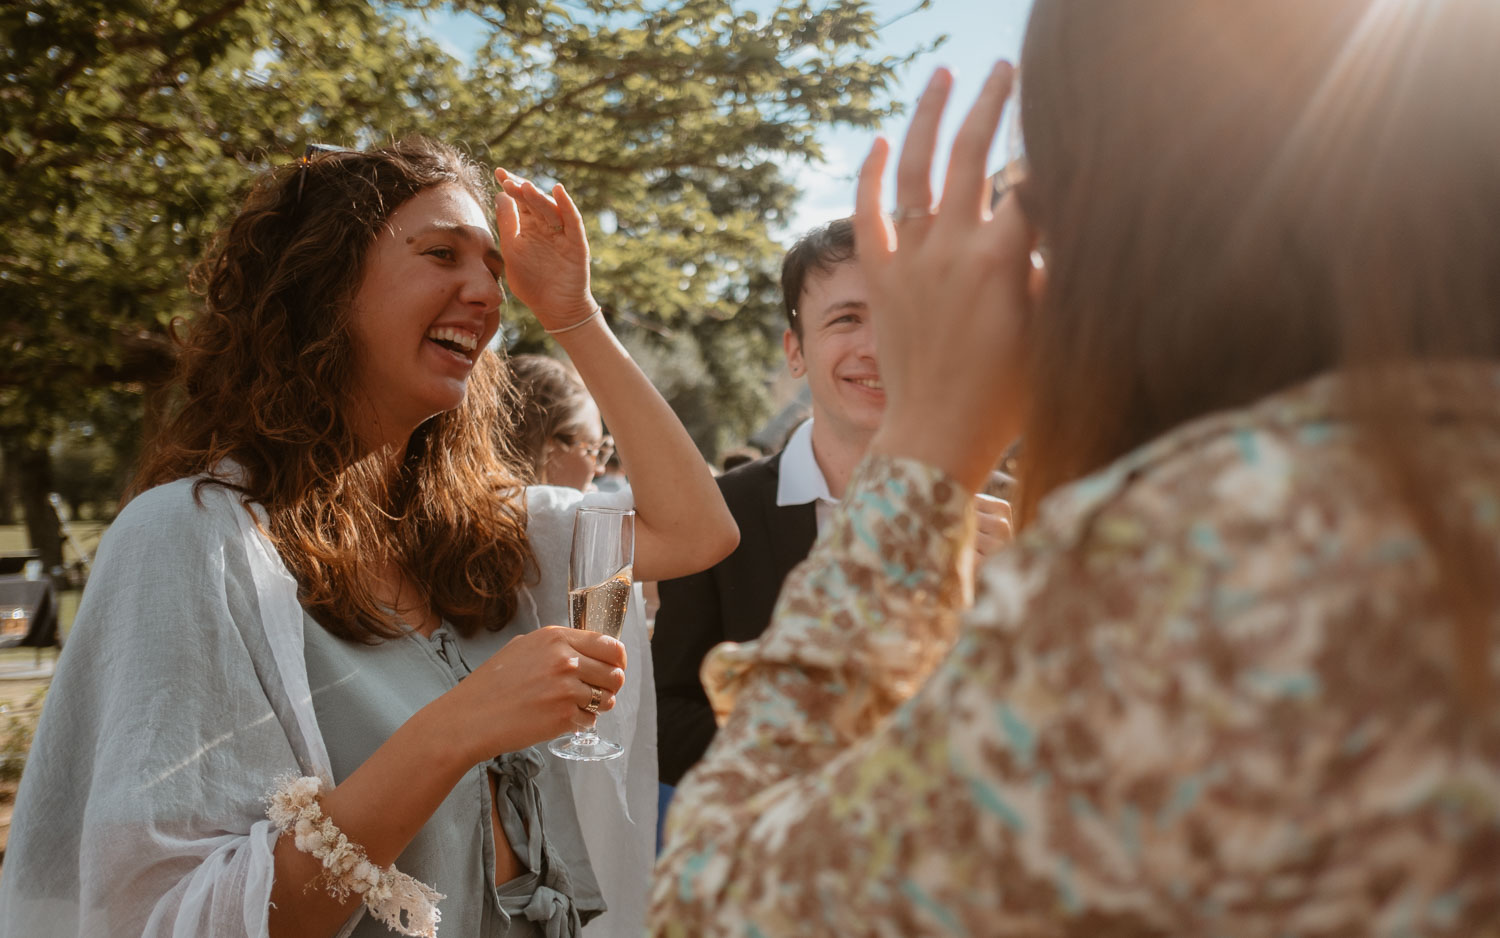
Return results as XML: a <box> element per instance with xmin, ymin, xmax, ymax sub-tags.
<box><xmin>652</xmin><ymin>450</ymin><xmax>817</xmax><ymax>785</ymax></box>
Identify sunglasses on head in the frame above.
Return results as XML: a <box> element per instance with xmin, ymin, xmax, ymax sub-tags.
<box><xmin>295</xmin><ymin>143</ymin><xmax>357</xmax><ymax>205</ymax></box>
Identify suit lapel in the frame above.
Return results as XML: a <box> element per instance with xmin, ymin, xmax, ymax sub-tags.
<box><xmin>722</xmin><ymin>451</ymin><xmax>821</xmax><ymax>643</ymax></box>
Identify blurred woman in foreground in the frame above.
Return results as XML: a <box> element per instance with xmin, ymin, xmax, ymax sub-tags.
<box><xmin>652</xmin><ymin>0</ymin><xmax>1500</xmax><ymax>933</ymax></box>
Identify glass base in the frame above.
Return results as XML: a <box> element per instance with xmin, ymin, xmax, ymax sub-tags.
<box><xmin>548</xmin><ymin>732</ymin><xmax>624</xmax><ymax>762</ymax></box>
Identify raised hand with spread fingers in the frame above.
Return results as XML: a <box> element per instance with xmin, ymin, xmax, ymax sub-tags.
<box><xmin>492</xmin><ymin>166</ymin><xmax>599</xmax><ymax>332</ymax></box>
<box><xmin>857</xmin><ymin>63</ymin><xmax>1036</xmax><ymax>494</ymax></box>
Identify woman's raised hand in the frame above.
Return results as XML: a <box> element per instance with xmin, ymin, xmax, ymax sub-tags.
<box><xmin>441</xmin><ymin>625</ymin><xmax>627</xmax><ymax>763</ymax></box>
<box><xmin>858</xmin><ymin>63</ymin><xmax>1035</xmax><ymax>493</ymax></box>
<box><xmin>493</xmin><ymin>167</ymin><xmax>599</xmax><ymax>331</ymax></box>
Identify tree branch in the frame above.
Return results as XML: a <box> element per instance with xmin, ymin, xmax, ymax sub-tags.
<box><xmin>876</xmin><ymin>0</ymin><xmax>929</xmax><ymax>31</ymax></box>
<box><xmin>0</xmin><ymin>330</ymin><xmax>177</xmax><ymax>390</ymax></box>
<box><xmin>138</xmin><ymin>0</ymin><xmax>254</xmax><ymax>95</ymax></box>
<box><xmin>482</xmin><ymin>48</ymin><xmax>712</xmax><ymax>151</ymax></box>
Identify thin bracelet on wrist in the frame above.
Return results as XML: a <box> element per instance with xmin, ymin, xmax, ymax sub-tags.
<box><xmin>544</xmin><ymin>306</ymin><xmax>603</xmax><ymax>336</ymax></box>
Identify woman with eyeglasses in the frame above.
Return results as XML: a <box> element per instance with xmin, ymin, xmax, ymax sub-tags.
<box><xmin>508</xmin><ymin>354</ymin><xmax>614</xmax><ymax>493</ymax></box>
<box><xmin>0</xmin><ymin>138</ymin><xmax>738</xmax><ymax>938</ymax></box>
<box><xmin>504</xmin><ymin>350</ymin><xmax>656</xmax><ymax>923</ymax></box>
<box><xmin>653</xmin><ymin>0</ymin><xmax>1500</xmax><ymax>934</ymax></box>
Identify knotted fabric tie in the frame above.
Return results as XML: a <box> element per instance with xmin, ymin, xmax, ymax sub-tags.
<box><xmin>491</xmin><ymin>747</ymin><xmax>548</xmax><ymax>875</ymax></box>
<box><xmin>522</xmin><ymin>885</ymin><xmax>583</xmax><ymax>938</ymax></box>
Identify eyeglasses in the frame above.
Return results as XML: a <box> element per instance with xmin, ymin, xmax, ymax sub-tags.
<box><xmin>556</xmin><ymin>434</ymin><xmax>614</xmax><ymax>468</ymax></box>
<box><xmin>295</xmin><ymin>143</ymin><xmax>356</xmax><ymax>205</ymax></box>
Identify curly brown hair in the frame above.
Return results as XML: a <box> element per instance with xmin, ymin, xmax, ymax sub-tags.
<box><xmin>131</xmin><ymin>137</ymin><xmax>535</xmax><ymax>643</ymax></box>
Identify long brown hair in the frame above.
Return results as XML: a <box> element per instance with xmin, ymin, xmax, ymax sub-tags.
<box><xmin>1015</xmin><ymin>0</ymin><xmax>1500</xmax><ymax>702</ymax></box>
<box><xmin>132</xmin><ymin>137</ymin><xmax>535</xmax><ymax>642</ymax></box>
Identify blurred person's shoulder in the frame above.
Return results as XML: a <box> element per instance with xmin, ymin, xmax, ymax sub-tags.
<box><xmin>523</xmin><ymin>480</ymin><xmax>633</xmax><ymax>522</ymax></box>
<box><xmin>715</xmin><ymin>450</ymin><xmax>783</xmax><ymax>503</ymax></box>
<box><xmin>592</xmin><ymin>472</ymin><xmax>627</xmax><ymax>493</ymax></box>
<box><xmin>1020</xmin><ymin>373</ymin><xmax>1467</xmax><ymax>602</ymax></box>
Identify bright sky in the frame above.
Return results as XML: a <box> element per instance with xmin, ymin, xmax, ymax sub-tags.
<box><xmin>418</xmin><ymin>0</ymin><xmax>1036</xmax><ymax>242</ymax></box>
<box><xmin>782</xmin><ymin>0</ymin><xmax>1033</xmax><ymax>238</ymax></box>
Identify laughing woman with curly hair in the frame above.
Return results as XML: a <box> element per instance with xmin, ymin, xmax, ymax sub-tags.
<box><xmin>0</xmin><ymin>138</ymin><xmax>736</xmax><ymax>938</ymax></box>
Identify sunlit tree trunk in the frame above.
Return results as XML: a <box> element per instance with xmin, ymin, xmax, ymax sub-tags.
<box><xmin>0</xmin><ymin>445</ymin><xmax>17</xmax><ymax>526</ymax></box>
<box><xmin>16</xmin><ymin>441</ymin><xmax>63</xmax><ymax>576</ymax></box>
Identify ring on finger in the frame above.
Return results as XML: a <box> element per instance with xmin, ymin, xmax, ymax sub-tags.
<box><xmin>894</xmin><ymin>206</ymin><xmax>932</xmax><ymax>221</ymax></box>
<box><xmin>550</xmin><ymin>223</ymin><xmax>564</xmax><ymax>234</ymax></box>
<box><xmin>582</xmin><ymin>684</ymin><xmax>603</xmax><ymax>714</ymax></box>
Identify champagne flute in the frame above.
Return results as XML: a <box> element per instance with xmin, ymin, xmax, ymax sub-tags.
<box><xmin>548</xmin><ymin>506</ymin><xmax>634</xmax><ymax>762</ymax></box>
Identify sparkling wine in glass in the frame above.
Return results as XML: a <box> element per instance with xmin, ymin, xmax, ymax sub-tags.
<box><xmin>549</xmin><ymin>506</ymin><xmax>634</xmax><ymax>762</ymax></box>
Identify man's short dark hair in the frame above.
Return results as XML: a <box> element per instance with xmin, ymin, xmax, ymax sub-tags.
<box><xmin>780</xmin><ymin>217</ymin><xmax>856</xmax><ymax>338</ymax></box>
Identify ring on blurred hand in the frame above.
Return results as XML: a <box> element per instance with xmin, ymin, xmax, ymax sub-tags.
<box><xmin>894</xmin><ymin>206</ymin><xmax>932</xmax><ymax>221</ymax></box>
<box><xmin>583</xmin><ymin>685</ymin><xmax>603</xmax><ymax>714</ymax></box>
<box><xmin>550</xmin><ymin>224</ymin><xmax>564</xmax><ymax>234</ymax></box>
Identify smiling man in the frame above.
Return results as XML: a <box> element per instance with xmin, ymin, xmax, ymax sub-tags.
<box><xmin>652</xmin><ymin>218</ymin><xmax>883</xmax><ymax>790</ymax></box>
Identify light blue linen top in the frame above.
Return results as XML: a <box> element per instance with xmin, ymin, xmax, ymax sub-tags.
<box><xmin>304</xmin><ymin>615</ymin><xmax>604</xmax><ymax>937</ymax></box>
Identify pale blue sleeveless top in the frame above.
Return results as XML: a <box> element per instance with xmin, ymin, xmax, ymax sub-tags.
<box><xmin>303</xmin><ymin>615</ymin><xmax>605</xmax><ymax>937</ymax></box>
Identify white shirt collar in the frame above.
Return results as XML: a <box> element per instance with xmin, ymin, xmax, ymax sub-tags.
<box><xmin>776</xmin><ymin>419</ymin><xmax>836</xmax><ymax>508</ymax></box>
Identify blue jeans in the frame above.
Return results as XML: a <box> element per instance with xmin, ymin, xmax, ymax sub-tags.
<box><xmin>655</xmin><ymin>783</ymin><xmax>676</xmax><ymax>855</ymax></box>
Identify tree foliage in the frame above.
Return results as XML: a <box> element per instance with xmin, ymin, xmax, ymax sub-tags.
<box><xmin>1</xmin><ymin>0</ymin><xmax>927</xmax><ymax>496</ymax></box>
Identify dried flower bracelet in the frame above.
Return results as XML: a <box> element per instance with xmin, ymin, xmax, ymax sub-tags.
<box><xmin>267</xmin><ymin>775</ymin><xmax>444</xmax><ymax>937</ymax></box>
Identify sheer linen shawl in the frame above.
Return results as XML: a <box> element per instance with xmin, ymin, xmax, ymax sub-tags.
<box><xmin>0</xmin><ymin>478</ymin><xmax>657</xmax><ymax>938</ymax></box>
<box><xmin>478</xmin><ymin>484</ymin><xmax>657</xmax><ymax>938</ymax></box>
<box><xmin>0</xmin><ymin>477</ymin><xmax>342</xmax><ymax>938</ymax></box>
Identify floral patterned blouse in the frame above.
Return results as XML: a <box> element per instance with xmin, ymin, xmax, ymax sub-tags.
<box><xmin>650</xmin><ymin>370</ymin><xmax>1500</xmax><ymax>937</ymax></box>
